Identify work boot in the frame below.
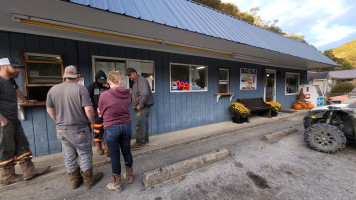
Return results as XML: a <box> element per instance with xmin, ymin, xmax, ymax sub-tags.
<box><xmin>0</xmin><ymin>164</ymin><xmax>23</xmax><ymax>185</ymax></box>
<box><xmin>95</xmin><ymin>141</ymin><xmax>104</xmax><ymax>155</ymax></box>
<box><xmin>123</xmin><ymin>166</ymin><xmax>133</xmax><ymax>184</ymax></box>
<box><xmin>81</xmin><ymin>168</ymin><xmax>103</xmax><ymax>189</ymax></box>
<box><xmin>106</xmin><ymin>174</ymin><xmax>122</xmax><ymax>192</ymax></box>
<box><xmin>69</xmin><ymin>168</ymin><xmax>82</xmax><ymax>189</ymax></box>
<box><xmin>130</xmin><ymin>143</ymin><xmax>144</xmax><ymax>151</ymax></box>
<box><xmin>19</xmin><ymin>157</ymin><xmax>50</xmax><ymax>181</ymax></box>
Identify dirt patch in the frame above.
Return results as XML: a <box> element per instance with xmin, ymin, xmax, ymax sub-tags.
<box><xmin>234</xmin><ymin>161</ymin><xmax>244</xmax><ymax>168</ymax></box>
<box><xmin>246</xmin><ymin>171</ymin><xmax>270</xmax><ymax>189</ymax></box>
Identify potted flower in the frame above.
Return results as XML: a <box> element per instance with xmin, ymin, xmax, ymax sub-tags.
<box><xmin>229</xmin><ymin>102</ymin><xmax>250</xmax><ymax>123</ymax></box>
<box><xmin>266</xmin><ymin>101</ymin><xmax>281</xmax><ymax>117</ymax></box>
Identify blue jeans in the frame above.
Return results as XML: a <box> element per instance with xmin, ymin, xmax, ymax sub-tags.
<box><xmin>135</xmin><ymin>107</ymin><xmax>151</xmax><ymax>145</ymax></box>
<box><xmin>104</xmin><ymin>123</ymin><xmax>133</xmax><ymax>175</ymax></box>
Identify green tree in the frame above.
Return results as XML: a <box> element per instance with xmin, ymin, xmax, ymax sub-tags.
<box><xmin>314</xmin><ymin>49</ymin><xmax>353</xmax><ymax>71</ymax></box>
<box><xmin>193</xmin><ymin>0</ymin><xmax>221</xmax><ymax>10</ymax></box>
<box><xmin>331</xmin><ymin>82</ymin><xmax>355</xmax><ymax>94</ymax></box>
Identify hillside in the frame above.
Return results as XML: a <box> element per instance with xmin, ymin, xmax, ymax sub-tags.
<box><xmin>332</xmin><ymin>39</ymin><xmax>356</xmax><ymax>68</ymax></box>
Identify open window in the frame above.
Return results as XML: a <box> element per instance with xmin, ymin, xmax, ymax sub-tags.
<box><xmin>92</xmin><ymin>56</ymin><xmax>155</xmax><ymax>91</ymax></box>
<box><xmin>170</xmin><ymin>63</ymin><xmax>208</xmax><ymax>92</ymax></box>
<box><xmin>285</xmin><ymin>72</ymin><xmax>300</xmax><ymax>95</ymax></box>
<box><xmin>24</xmin><ymin>53</ymin><xmax>64</xmax><ymax>101</ymax></box>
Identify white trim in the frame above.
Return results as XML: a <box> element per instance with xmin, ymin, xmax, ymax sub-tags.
<box><xmin>91</xmin><ymin>55</ymin><xmax>155</xmax><ymax>92</ymax></box>
<box><xmin>264</xmin><ymin>69</ymin><xmax>276</xmax><ymax>101</ymax></box>
<box><xmin>285</xmin><ymin>72</ymin><xmax>300</xmax><ymax>95</ymax></box>
<box><xmin>169</xmin><ymin>63</ymin><xmax>208</xmax><ymax>92</ymax></box>
<box><xmin>218</xmin><ymin>68</ymin><xmax>230</xmax><ymax>93</ymax></box>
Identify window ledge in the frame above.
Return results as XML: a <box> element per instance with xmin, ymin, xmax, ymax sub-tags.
<box><xmin>215</xmin><ymin>93</ymin><xmax>235</xmax><ymax>103</ymax></box>
<box><xmin>18</xmin><ymin>101</ymin><xmax>46</xmax><ymax>121</ymax></box>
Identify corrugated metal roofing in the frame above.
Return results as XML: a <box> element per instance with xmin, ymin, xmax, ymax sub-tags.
<box><xmin>65</xmin><ymin>0</ymin><xmax>336</xmax><ymax>66</ymax></box>
<box><xmin>307</xmin><ymin>72</ymin><xmax>328</xmax><ymax>80</ymax></box>
<box><xmin>329</xmin><ymin>69</ymin><xmax>356</xmax><ymax>79</ymax></box>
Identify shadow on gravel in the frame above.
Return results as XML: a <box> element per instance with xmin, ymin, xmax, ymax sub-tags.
<box><xmin>246</xmin><ymin>171</ymin><xmax>270</xmax><ymax>189</ymax></box>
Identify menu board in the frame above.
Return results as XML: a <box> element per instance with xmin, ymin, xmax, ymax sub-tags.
<box><xmin>240</xmin><ymin>68</ymin><xmax>257</xmax><ymax>90</ymax></box>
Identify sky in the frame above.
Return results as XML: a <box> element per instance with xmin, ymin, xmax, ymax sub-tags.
<box><xmin>223</xmin><ymin>0</ymin><xmax>356</xmax><ymax>51</ymax></box>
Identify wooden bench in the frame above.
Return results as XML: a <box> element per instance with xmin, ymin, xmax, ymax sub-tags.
<box><xmin>236</xmin><ymin>98</ymin><xmax>272</xmax><ymax>118</ymax></box>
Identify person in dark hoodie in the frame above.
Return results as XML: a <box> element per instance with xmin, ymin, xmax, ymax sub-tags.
<box><xmin>87</xmin><ymin>70</ymin><xmax>110</xmax><ymax>156</ymax></box>
<box><xmin>98</xmin><ymin>71</ymin><xmax>133</xmax><ymax>192</ymax></box>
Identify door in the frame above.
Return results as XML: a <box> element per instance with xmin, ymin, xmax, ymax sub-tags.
<box><xmin>264</xmin><ymin>70</ymin><xmax>276</xmax><ymax>102</ymax></box>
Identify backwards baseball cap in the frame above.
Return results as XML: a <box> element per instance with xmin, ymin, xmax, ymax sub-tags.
<box><xmin>63</xmin><ymin>65</ymin><xmax>80</xmax><ymax>78</ymax></box>
<box><xmin>125</xmin><ymin>67</ymin><xmax>137</xmax><ymax>76</ymax></box>
<box><xmin>0</xmin><ymin>58</ymin><xmax>23</xmax><ymax>67</ymax></box>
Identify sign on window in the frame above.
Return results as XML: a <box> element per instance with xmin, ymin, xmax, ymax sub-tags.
<box><xmin>240</xmin><ymin>68</ymin><xmax>257</xmax><ymax>90</ymax></box>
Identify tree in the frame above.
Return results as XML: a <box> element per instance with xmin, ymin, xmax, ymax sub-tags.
<box><xmin>314</xmin><ymin>50</ymin><xmax>353</xmax><ymax>71</ymax></box>
<box><xmin>193</xmin><ymin>0</ymin><xmax>221</xmax><ymax>10</ymax></box>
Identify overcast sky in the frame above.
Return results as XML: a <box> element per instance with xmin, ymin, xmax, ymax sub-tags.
<box><xmin>223</xmin><ymin>0</ymin><xmax>356</xmax><ymax>51</ymax></box>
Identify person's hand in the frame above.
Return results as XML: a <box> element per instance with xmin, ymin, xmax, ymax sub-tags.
<box><xmin>103</xmin><ymin>83</ymin><xmax>110</xmax><ymax>88</ymax></box>
<box><xmin>26</xmin><ymin>100</ymin><xmax>37</xmax><ymax>104</ymax></box>
<box><xmin>136</xmin><ymin>106</ymin><xmax>141</xmax><ymax>110</ymax></box>
<box><xmin>0</xmin><ymin>118</ymin><xmax>8</xmax><ymax>127</ymax></box>
<box><xmin>90</xmin><ymin>124</ymin><xmax>94</xmax><ymax>132</ymax></box>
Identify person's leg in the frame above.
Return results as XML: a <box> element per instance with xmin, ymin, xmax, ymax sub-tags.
<box><xmin>14</xmin><ymin>119</ymin><xmax>49</xmax><ymax>181</ymax></box>
<box><xmin>0</xmin><ymin>120</ymin><xmax>22</xmax><ymax>185</ymax></box>
<box><xmin>135</xmin><ymin>109</ymin><xmax>145</xmax><ymax>146</ymax></box>
<box><xmin>105</xmin><ymin>125</ymin><xmax>122</xmax><ymax>191</ymax></box>
<box><xmin>57</xmin><ymin>129</ymin><xmax>80</xmax><ymax>174</ymax></box>
<box><xmin>71</xmin><ymin>128</ymin><xmax>102</xmax><ymax>189</ymax></box>
<box><xmin>93</xmin><ymin>110</ymin><xmax>104</xmax><ymax>155</ymax></box>
<box><xmin>143</xmin><ymin>107</ymin><xmax>151</xmax><ymax>144</ymax></box>
<box><xmin>120</xmin><ymin>123</ymin><xmax>133</xmax><ymax>184</ymax></box>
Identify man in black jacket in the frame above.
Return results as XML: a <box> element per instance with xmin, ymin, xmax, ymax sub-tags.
<box><xmin>87</xmin><ymin>70</ymin><xmax>110</xmax><ymax>156</ymax></box>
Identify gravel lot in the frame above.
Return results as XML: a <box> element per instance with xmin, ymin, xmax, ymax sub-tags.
<box><xmin>2</xmin><ymin>116</ymin><xmax>356</xmax><ymax>200</ymax></box>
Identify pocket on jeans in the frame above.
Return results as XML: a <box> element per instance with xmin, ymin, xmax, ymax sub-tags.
<box><xmin>73</xmin><ymin>129</ymin><xmax>90</xmax><ymax>144</ymax></box>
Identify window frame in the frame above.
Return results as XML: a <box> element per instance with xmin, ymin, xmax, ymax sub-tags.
<box><xmin>169</xmin><ymin>63</ymin><xmax>208</xmax><ymax>93</ymax></box>
<box><xmin>218</xmin><ymin>68</ymin><xmax>230</xmax><ymax>94</ymax></box>
<box><xmin>285</xmin><ymin>72</ymin><xmax>300</xmax><ymax>95</ymax></box>
<box><xmin>91</xmin><ymin>55</ymin><xmax>155</xmax><ymax>92</ymax></box>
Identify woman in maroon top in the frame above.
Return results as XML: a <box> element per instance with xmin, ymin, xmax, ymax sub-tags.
<box><xmin>98</xmin><ymin>71</ymin><xmax>132</xmax><ymax>192</ymax></box>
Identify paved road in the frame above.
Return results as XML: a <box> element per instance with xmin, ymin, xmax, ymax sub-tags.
<box><xmin>2</xmin><ymin>116</ymin><xmax>356</xmax><ymax>200</ymax></box>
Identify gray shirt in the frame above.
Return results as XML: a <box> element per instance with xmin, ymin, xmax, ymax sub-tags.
<box><xmin>0</xmin><ymin>77</ymin><xmax>19</xmax><ymax>120</ymax></box>
<box><xmin>131</xmin><ymin>75</ymin><xmax>154</xmax><ymax>109</ymax></box>
<box><xmin>46</xmin><ymin>81</ymin><xmax>92</xmax><ymax>130</ymax></box>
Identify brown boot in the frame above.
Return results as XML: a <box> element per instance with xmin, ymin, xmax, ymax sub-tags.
<box><xmin>69</xmin><ymin>168</ymin><xmax>82</xmax><ymax>189</ymax></box>
<box><xmin>19</xmin><ymin>157</ymin><xmax>50</xmax><ymax>181</ymax></box>
<box><xmin>95</xmin><ymin>141</ymin><xmax>104</xmax><ymax>155</ymax></box>
<box><xmin>123</xmin><ymin>166</ymin><xmax>133</xmax><ymax>184</ymax></box>
<box><xmin>130</xmin><ymin>143</ymin><xmax>144</xmax><ymax>151</ymax></box>
<box><xmin>81</xmin><ymin>168</ymin><xmax>103</xmax><ymax>189</ymax></box>
<box><xmin>106</xmin><ymin>174</ymin><xmax>122</xmax><ymax>192</ymax></box>
<box><xmin>0</xmin><ymin>164</ymin><xmax>23</xmax><ymax>185</ymax></box>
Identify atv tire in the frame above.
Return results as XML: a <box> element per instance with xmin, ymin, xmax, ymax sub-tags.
<box><xmin>304</xmin><ymin>123</ymin><xmax>346</xmax><ymax>154</ymax></box>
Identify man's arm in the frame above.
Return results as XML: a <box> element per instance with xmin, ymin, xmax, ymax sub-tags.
<box><xmin>46</xmin><ymin>107</ymin><xmax>56</xmax><ymax>121</ymax></box>
<box><xmin>16</xmin><ymin>89</ymin><xmax>36</xmax><ymax>104</ymax></box>
<box><xmin>84</xmin><ymin>106</ymin><xmax>95</xmax><ymax>131</ymax></box>
<box><xmin>137</xmin><ymin>78</ymin><xmax>149</xmax><ymax>110</ymax></box>
<box><xmin>0</xmin><ymin>113</ymin><xmax>7</xmax><ymax>126</ymax></box>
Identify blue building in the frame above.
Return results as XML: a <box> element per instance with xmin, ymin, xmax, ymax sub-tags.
<box><xmin>0</xmin><ymin>0</ymin><xmax>338</xmax><ymax>156</ymax></box>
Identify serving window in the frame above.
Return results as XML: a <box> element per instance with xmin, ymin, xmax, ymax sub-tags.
<box><xmin>92</xmin><ymin>56</ymin><xmax>155</xmax><ymax>91</ymax></box>
<box><xmin>24</xmin><ymin>53</ymin><xmax>64</xmax><ymax>101</ymax></box>
<box><xmin>170</xmin><ymin>63</ymin><xmax>208</xmax><ymax>92</ymax></box>
<box><xmin>285</xmin><ymin>72</ymin><xmax>300</xmax><ymax>94</ymax></box>
<box><xmin>218</xmin><ymin>68</ymin><xmax>230</xmax><ymax>93</ymax></box>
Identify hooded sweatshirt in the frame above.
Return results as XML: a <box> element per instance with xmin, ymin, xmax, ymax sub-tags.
<box><xmin>87</xmin><ymin>70</ymin><xmax>108</xmax><ymax>109</ymax></box>
<box><xmin>98</xmin><ymin>87</ymin><xmax>131</xmax><ymax>129</ymax></box>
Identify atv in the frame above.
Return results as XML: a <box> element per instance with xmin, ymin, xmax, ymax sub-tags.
<box><xmin>303</xmin><ymin>103</ymin><xmax>356</xmax><ymax>153</ymax></box>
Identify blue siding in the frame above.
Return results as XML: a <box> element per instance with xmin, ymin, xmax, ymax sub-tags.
<box><xmin>0</xmin><ymin>31</ymin><xmax>306</xmax><ymax>156</ymax></box>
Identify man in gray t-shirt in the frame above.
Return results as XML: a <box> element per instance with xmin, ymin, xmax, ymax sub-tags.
<box><xmin>46</xmin><ymin>65</ymin><xmax>103</xmax><ymax>189</ymax></box>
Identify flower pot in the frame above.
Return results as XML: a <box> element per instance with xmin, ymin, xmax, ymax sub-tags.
<box><xmin>271</xmin><ymin>110</ymin><xmax>278</xmax><ymax>117</ymax></box>
<box><xmin>232</xmin><ymin>114</ymin><xmax>247</xmax><ymax>124</ymax></box>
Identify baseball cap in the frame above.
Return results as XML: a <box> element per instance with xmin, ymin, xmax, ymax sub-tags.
<box><xmin>0</xmin><ymin>58</ymin><xmax>24</xmax><ymax>67</ymax></box>
<box><xmin>63</xmin><ymin>65</ymin><xmax>80</xmax><ymax>78</ymax></box>
<box><xmin>125</xmin><ymin>67</ymin><xmax>137</xmax><ymax>76</ymax></box>
<box><xmin>97</xmin><ymin>75</ymin><xmax>107</xmax><ymax>84</ymax></box>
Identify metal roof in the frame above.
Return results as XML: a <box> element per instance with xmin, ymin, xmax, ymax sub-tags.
<box><xmin>329</xmin><ymin>70</ymin><xmax>356</xmax><ymax>79</ymax></box>
<box><xmin>307</xmin><ymin>72</ymin><xmax>329</xmax><ymax>80</ymax></box>
<box><xmin>65</xmin><ymin>0</ymin><xmax>337</xmax><ymax>66</ymax></box>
